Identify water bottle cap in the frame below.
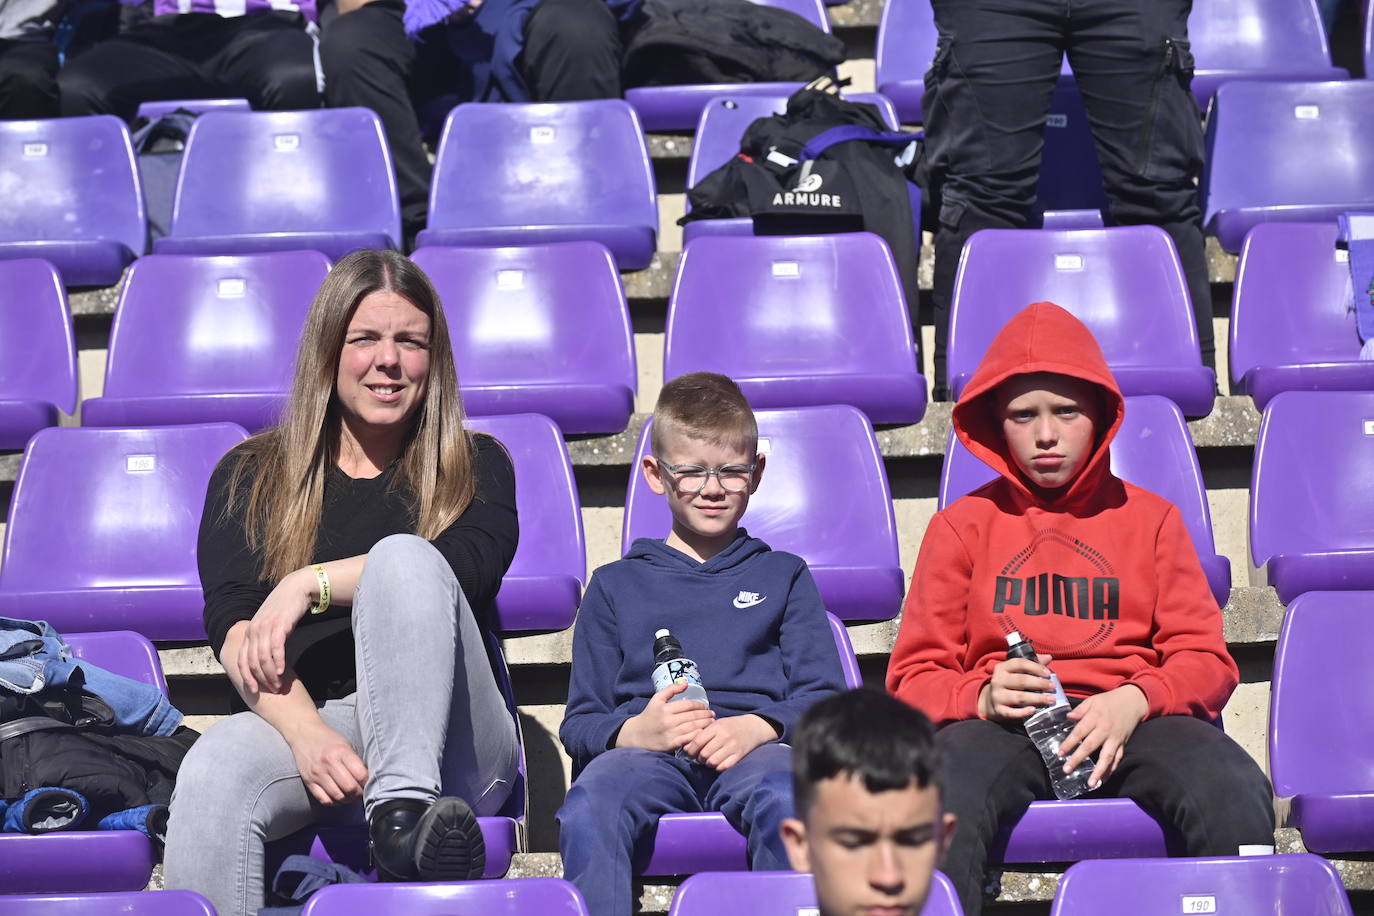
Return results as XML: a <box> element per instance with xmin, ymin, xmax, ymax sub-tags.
<box><xmin>654</xmin><ymin>628</ymin><xmax>671</xmax><ymax>639</ymax></box>
<box><xmin>1006</xmin><ymin>631</ymin><xmax>1023</xmax><ymax>646</ymax></box>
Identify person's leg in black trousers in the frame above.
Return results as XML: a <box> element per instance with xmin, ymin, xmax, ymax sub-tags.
<box><xmin>922</xmin><ymin>0</ymin><xmax>1066</xmax><ymax>399</ymax></box>
<box><xmin>320</xmin><ymin>0</ymin><xmax>434</xmax><ymax>244</ymax></box>
<box><xmin>935</xmin><ymin>718</ymin><xmax>1052</xmax><ymax>916</ymax></box>
<box><xmin>1104</xmin><ymin>715</ymin><xmax>1275</xmax><ymax>855</ymax></box>
<box><xmin>1065</xmin><ymin>0</ymin><xmax>1214</xmax><ymax>371</ymax></box>
<box><xmin>0</xmin><ymin>39</ymin><xmax>59</xmax><ymax>119</ymax></box>
<box><xmin>59</xmin><ymin>12</ymin><xmax>318</xmax><ymax>119</ymax></box>
<box><xmin>207</xmin><ymin>12</ymin><xmax>321</xmax><ymax>112</ymax></box>
<box><xmin>520</xmin><ymin>0</ymin><xmax>624</xmax><ymax>101</ymax></box>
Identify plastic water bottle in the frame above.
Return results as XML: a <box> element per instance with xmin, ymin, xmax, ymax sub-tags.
<box><xmin>1005</xmin><ymin>631</ymin><xmax>1095</xmax><ymax>800</ymax></box>
<box><xmin>651</xmin><ymin>629</ymin><xmax>709</xmax><ymax>761</ymax></box>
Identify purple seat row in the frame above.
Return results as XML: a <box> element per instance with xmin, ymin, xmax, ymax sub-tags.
<box><xmin>5</xmin><ymin>854</ymin><xmax>1357</xmax><ymax>914</ymax></box>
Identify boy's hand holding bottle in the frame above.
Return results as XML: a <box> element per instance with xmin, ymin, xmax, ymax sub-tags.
<box><xmin>616</xmin><ymin>681</ymin><xmax>715</xmax><ymax>753</ymax></box>
<box><xmin>1060</xmin><ymin>684</ymin><xmax>1149</xmax><ymax>788</ymax></box>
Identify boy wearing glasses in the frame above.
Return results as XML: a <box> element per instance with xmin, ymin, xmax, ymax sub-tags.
<box><xmin>558</xmin><ymin>371</ymin><xmax>847</xmax><ymax>916</ymax></box>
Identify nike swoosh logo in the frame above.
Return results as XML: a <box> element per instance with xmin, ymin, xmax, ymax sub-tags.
<box><xmin>733</xmin><ymin>596</ymin><xmax>765</xmax><ymax>609</ymax></box>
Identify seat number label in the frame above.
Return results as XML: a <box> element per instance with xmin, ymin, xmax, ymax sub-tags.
<box><xmin>126</xmin><ymin>455</ymin><xmax>156</xmax><ymax>472</ymax></box>
<box><xmin>1362</xmin><ymin>420</ymin><xmax>1374</xmax><ymax>436</ymax></box>
<box><xmin>1181</xmin><ymin>896</ymin><xmax>1216</xmax><ymax>913</ymax></box>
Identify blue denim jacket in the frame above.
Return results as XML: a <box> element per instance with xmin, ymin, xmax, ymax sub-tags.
<box><xmin>0</xmin><ymin>618</ymin><xmax>182</xmax><ymax>737</ymax></box>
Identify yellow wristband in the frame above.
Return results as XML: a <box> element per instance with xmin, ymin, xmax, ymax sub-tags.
<box><xmin>308</xmin><ymin>564</ymin><xmax>331</xmax><ymax>615</ymax></box>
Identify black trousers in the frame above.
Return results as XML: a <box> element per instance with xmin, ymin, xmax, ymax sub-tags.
<box><xmin>319</xmin><ymin>0</ymin><xmax>624</xmax><ymax>242</ymax></box>
<box><xmin>922</xmin><ymin>0</ymin><xmax>1214</xmax><ymax>398</ymax></box>
<box><xmin>0</xmin><ymin>39</ymin><xmax>58</xmax><ymax>119</ymax></box>
<box><xmin>57</xmin><ymin>11</ymin><xmax>320</xmax><ymax>120</ymax></box>
<box><xmin>937</xmin><ymin>716</ymin><xmax>1275</xmax><ymax>916</ymax></box>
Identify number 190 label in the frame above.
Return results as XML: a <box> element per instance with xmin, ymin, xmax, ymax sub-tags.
<box><xmin>1181</xmin><ymin>896</ymin><xmax>1216</xmax><ymax>913</ymax></box>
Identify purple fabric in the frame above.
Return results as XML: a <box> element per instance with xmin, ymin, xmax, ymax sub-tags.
<box><xmin>129</xmin><ymin>0</ymin><xmax>318</xmax><ymax>23</ymax></box>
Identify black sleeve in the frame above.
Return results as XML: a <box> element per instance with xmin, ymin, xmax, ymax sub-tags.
<box><xmin>428</xmin><ymin>434</ymin><xmax>520</xmax><ymax>612</ymax></box>
<box><xmin>198</xmin><ymin>448</ymin><xmax>271</xmax><ymax>657</ymax></box>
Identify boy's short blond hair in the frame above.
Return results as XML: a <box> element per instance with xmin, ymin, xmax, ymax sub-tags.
<box><xmin>651</xmin><ymin>372</ymin><xmax>758</xmax><ymax>458</ymax></box>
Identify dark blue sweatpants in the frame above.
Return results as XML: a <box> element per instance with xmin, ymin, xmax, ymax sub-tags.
<box><xmin>556</xmin><ymin>742</ymin><xmax>794</xmax><ymax>916</ymax></box>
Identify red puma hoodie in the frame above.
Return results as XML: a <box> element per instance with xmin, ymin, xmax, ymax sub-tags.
<box><xmin>887</xmin><ymin>302</ymin><xmax>1236</xmax><ymax>725</ymax></box>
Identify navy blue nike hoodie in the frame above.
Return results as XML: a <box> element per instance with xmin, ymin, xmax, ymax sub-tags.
<box><xmin>560</xmin><ymin>529</ymin><xmax>846</xmax><ymax>776</ymax></box>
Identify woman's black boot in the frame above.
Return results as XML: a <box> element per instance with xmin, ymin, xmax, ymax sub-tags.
<box><xmin>369</xmin><ymin>796</ymin><xmax>486</xmax><ymax>881</ymax></box>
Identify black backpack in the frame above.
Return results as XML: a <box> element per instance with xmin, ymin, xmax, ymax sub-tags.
<box><xmin>130</xmin><ymin>108</ymin><xmax>199</xmax><ymax>243</ymax></box>
<box><xmin>682</xmin><ymin>83</ymin><xmax>924</xmax><ymax>353</ymax></box>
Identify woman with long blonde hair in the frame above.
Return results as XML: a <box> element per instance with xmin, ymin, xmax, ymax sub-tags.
<box><xmin>164</xmin><ymin>250</ymin><xmax>520</xmax><ymax>915</ymax></box>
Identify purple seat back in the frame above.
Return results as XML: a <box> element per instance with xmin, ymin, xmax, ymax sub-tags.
<box><xmin>411</xmin><ymin>243</ymin><xmax>636</xmax><ymax>435</ymax></box>
<box><xmin>1250</xmin><ymin>391</ymin><xmax>1374</xmax><ymax>603</ymax></box>
<box><xmin>665</xmin><ymin>234</ymin><xmax>926</xmax><ymax>425</ymax></box>
<box><xmin>1230</xmin><ymin>222</ymin><xmax>1374</xmax><ymax>409</ymax></box>
<box><xmin>939</xmin><ymin>395</ymin><xmax>1230</xmax><ymax>608</ymax></box>
<box><xmin>65</xmin><ymin>630</ymin><xmax>170</xmax><ymax>696</ymax></box>
<box><xmin>159</xmin><ymin>108</ymin><xmax>400</xmax><ymax>258</ymax></box>
<box><xmin>1270</xmin><ymin>590</ymin><xmax>1374</xmax><ymax>853</ymax></box>
<box><xmin>1050</xmin><ymin>855</ymin><xmax>1353</xmax><ymax>916</ymax></box>
<box><xmin>669</xmin><ymin>870</ymin><xmax>964</xmax><ymax>915</ymax></box>
<box><xmin>0</xmin><ymin>259</ymin><xmax>77</xmax><ymax>450</ymax></box>
<box><xmin>1271</xmin><ymin>591</ymin><xmax>1374</xmax><ymax>799</ymax></box>
<box><xmin>0</xmin><ymin>116</ymin><xmax>146</xmax><ymax>286</ymax></box>
<box><xmin>1189</xmin><ymin>0</ymin><xmax>1345</xmax><ymax>109</ymax></box>
<box><xmin>947</xmin><ymin>227</ymin><xmax>1215</xmax><ymax>416</ymax></box>
<box><xmin>0</xmin><ymin>891</ymin><xmax>218</xmax><ymax>914</ymax></box>
<box><xmin>135</xmin><ymin>98</ymin><xmax>250</xmax><ymax>120</ymax></box>
<box><xmin>418</xmin><ymin>101</ymin><xmax>657</xmax><ymax>270</ymax></box>
<box><xmin>1202</xmin><ymin>81</ymin><xmax>1374</xmax><ymax>253</ymax></box>
<box><xmin>83</xmin><ymin>252</ymin><xmax>331</xmax><ymax>433</ymax></box>
<box><xmin>622</xmin><ymin>406</ymin><xmax>903</xmax><ymax>621</ymax></box>
<box><xmin>687</xmin><ymin>93</ymin><xmax>900</xmax><ymax>191</ymax></box>
<box><xmin>300</xmin><ymin>878</ymin><xmax>588</xmax><ymax>915</ymax></box>
<box><xmin>463</xmin><ymin>414</ymin><xmax>586</xmax><ymax>633</ymax></box>
<box><xmin>0</xmin><ymin>423</ymin><xmax>250</xmax><ymax>641</ymax></box>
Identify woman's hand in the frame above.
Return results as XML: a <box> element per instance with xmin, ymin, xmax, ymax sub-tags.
<box><xmin>979</xmin><ymin>653</ymin><xmax>1057</xmax><ymax>722</ymax></box>
<box><xmin>239</xmin><ymin>568</ymin><xmax>316</xmax><ymax>695</ymax></box>
<box><xmin>287</xmin><ymin>718</ymin><xmax>369</xmax><ymax>806</ymax></box>
<box><xmin>1059</xmin><ymin>684</ymin><xmax>1149</xmax><ymax>789</ymax></box>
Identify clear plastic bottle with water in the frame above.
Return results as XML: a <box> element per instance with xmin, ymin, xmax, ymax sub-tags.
<box><xmin>1005</xmin><ymin>631</ymin><xmax>1095</xmax><ymax>800</ymax></box>
<box><xmin>651</xmin><ymin>629</ymin><xmax>709</xmax><ymax>761</ymax></box>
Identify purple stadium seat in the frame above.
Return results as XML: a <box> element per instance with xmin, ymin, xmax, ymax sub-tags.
<box><xmin>0</xmin><ymin>891</ymin><xmax>218</xmax><ymax>914</ymax></box>
<box><xmin>669</xmin><ymin>870</ymin><xmax>964</xmax><ymax>915</ymax></box>
<box><xmin>682</xmin><ymin>92</ymin><xmax>899</xmax><ymax>245</ymax></box>
<box><xmin>948</xmin><ymin>227</ymin><xmax>1215</xmax><ymax>417</ymax></box>
<box><xmin>1202</xmin><ymin>81</ymin><xmax>1374</xmax><ymax>254</ymax></box>
<box><xmin>1230</xmin><ymin>222</ymin><xmax>1374</xmax><ymax>410</ymax></box>
<box><xmin>417</xmin><ymin>101</ymin><xmax>657</xmax><ymax>270</ymax></box>
<box><xmin>1188</xmin><ymin>0</ymin><xmax>1346</xmax><ymax>110</ymax></box>
<box><xmin>939</xmin><ymin>395</ymin><xmax>1231</xmax><ymax>608</ymax></box>
<box><xmin>623</xmin><ymin>406</ymin><xmax>904</xmax><ymax>622</ymax></box>
<box><xmin>82</xmin><ymin>252</ymin><xmax>331</xmax><ymax>433</ymax></box>
<box><xmin>1271</xmin><ymin>591</ymin><xmax>1374</xmax><ymax>855</ymax></box>
<box><xmin>300</xmin><ymin>878</ymin><xmax>589</xmax><ymax>915</ymax></box>
<box><xmin>622</xmin><ymin>0</ymin><xmax>830</xmax><ymax>132</ymax></box>
<box><xmin>0</xmin><ymin>116</ymin><xmax>145</xmax><ymax>287</ymax></box>
<box><xmin>637</xmin><ymin>611</ymin><xmax>862</xmax><ymax>876</ymax></box>
<box><xmin>463</xmin><ymin>414</ymin><xmax>585</xmax><ymax>632</ymax></box>
<box><xmin>0</xmin><ymin>631</ymin><xmax>170</xmax><ymax>894</ymax></box>
<box><xmin>665</xmin><ymin>234</ymin><xmax>926</xmax><ymax>424</ymax></box>
<box><xmin>154</xmin><ymin>108</ymin><xmax>400</xmax><ymax>259</ymax></box>
<box><xmin>135</xmin><ymin>98</ymin><xmax>250</xmax><ymax>120</ymax></box>
<box><xmin>1250</xmin><ymin>391</ymin><xmax>1374</xmax><ymax>603</ymax></box>
<box><xmin>267</xmin><ymin>629</ymin><xmax>529</xmax><ymax>881</ymax></box>
<box><xmin>1050</xmin><ymin>855</ymin><xmax>1354</xmax><ymax>916</ymax></box>
<box><xmin>0</xmin><ymin>423</ymin><xmax>249</xmax><ymax>640</ymax></box>
<box><xmin>410</xmin><ymin>243</ymin><xmax>636</xmax><ymax>435</ymax></box>
<box><xmin>0</xmin><ymin>259</ymin><xmax>76</xmax><ymax>450</ymax></box>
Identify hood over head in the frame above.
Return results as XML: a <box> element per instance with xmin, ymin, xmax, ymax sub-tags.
<box><xmin>951</xmin><ymin>302</ymin><xmax>1124</xmax><ymax>505</ymax></box>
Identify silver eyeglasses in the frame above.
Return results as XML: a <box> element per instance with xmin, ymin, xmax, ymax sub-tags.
<box><xmin>656</xmin><ymin>459</ymin><xmax>757</xmax><ymax>493</ymax></box>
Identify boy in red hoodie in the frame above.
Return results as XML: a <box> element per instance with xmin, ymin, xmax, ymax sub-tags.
<box><xmin>887</xmin><ymin>302</ymin><xmax>1274</xmax><ymax>914</ymax></box>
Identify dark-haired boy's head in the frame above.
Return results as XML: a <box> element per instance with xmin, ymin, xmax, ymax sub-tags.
<box><xmin>649</xmin><ymin>371</ymin><xmax>758</xmax><ymax>458</ymax></box>
<box><xmin>782</xmin><ymin>689</ymin><xmax>955</xmax><ymax>916</ymax></box>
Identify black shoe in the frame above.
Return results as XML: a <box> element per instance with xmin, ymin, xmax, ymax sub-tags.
<box><xmin>369</xmin><ymin>796</ymin><xmax>486</xmax><ymax>882</ymax></box>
